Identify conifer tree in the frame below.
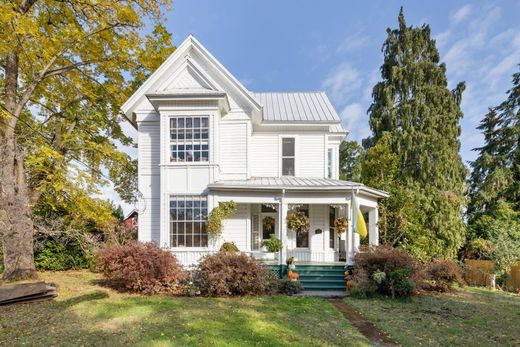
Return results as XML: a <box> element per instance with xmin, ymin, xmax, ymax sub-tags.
<box><xmin>362</xmin><ymin>8</ymin><xmax>467</xmax><ymax>259</ymax></box>
<box><xmin>468</xmin><ymin>67</ymin><xmax>520</xmax><ymax>231</ymax></box>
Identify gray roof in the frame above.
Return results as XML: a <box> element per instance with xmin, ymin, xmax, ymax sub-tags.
<box><xmin>252</xmin><ymin>92</ymin><xmax>341</xmax><ymax>123</ymax></box>
<box><xmin>207</xmin><ymin>177</ymin><xmax>388</xmax><ymax>198</ymax></box>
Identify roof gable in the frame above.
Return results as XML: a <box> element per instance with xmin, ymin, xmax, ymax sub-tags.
<box><xmin>121</xmin><ymin>35</ymin><xmax>261</xmax><ymax>126</ymax></box>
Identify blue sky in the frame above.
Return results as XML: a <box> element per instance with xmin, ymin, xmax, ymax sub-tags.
<box><xmin>113</xmin><ymin>1</ymin><xmax>520</xmax><ymax>213</ymax></box>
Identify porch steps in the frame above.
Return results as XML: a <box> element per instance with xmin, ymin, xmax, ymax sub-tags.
<box><xmin>295</xmin><ymin>265</ymin><xmax>346</xmax><ymax>292</ymax></box>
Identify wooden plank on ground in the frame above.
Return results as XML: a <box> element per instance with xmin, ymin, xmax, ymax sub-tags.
<box><xmin>0</xmin><ymin>282</ymin><xmax>57</xmax><ymax>305</ymax></box>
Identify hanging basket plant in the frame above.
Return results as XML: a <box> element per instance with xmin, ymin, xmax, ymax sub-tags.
<box><xmin>206</xmin><ymin>201</ymin><xmax>237</xmax><ymax>236</ymax></box>
<box><xmin>286</xmin><ymin>210</ymin><xmax>310</xmax><ymax>233</ymax></box>
<box><xmin>334</xmin><ymin>217</ymin><xmax>348</xmax><ymax>235</ymax></box>
<box><xmin>262</xmin><ymin>216</ymin><xmax>275</xmax><ymax>232</ymax></box>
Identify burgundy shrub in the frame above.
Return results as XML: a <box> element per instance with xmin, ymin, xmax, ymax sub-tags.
<box><xmin>421</xmin><ymin>259</ymin><xmax>465</xmax><ymax>292</ymax></box>
<box><xmin>197</xmin><ymin>252</ymin><xmax>278</xmax><ymax>296</ymax></box>
<box><xmin>96</xmin><ymin>241</ymin><xmax>186</xmax><ymax>294</ymax></box>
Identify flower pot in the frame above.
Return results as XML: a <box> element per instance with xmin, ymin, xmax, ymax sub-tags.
<box><xmin>288</xmin><ymin>264</ymin><xmax>296</xmax><ymax>270</ymax></box>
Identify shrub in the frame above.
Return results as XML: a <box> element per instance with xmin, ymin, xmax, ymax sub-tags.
<box><xmin>197</xmin><ymin>252</ymin><xmax>277</xmax><ymax>296</ymax></box>
<box><xmin>35</xmin><ymin>241</ymin><xmax>91</xmax><ymax>271</ymax></box>
<box><xmin>421</xmin><ymin>259</ymin><xmax>464</xmax><ymax>292</ymax></box>
<box><xmin>352</xmin><ymin>246</ymin><xmax>418</xmax><ymax>298</ymax></box>
<box><xmin>278</xmin><ymin>278</ymin><xmax>303</xmax><ymax>295</ymax></box>
<box><xmin>220</xmin><ymin>242</ymin><xmax>239</xmax><ymax>253</ymax></box>
<box><xmin>96</xmin><ymin>241</ymin><xmax>186</xmax><ymax>294</ymax></box>
<box><xmin>261</xmin><ymin>234</ymin><xmax>282</xmax><ymax>252</ymax></box>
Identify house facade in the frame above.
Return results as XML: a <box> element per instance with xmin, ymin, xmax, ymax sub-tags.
<box><xmin>121</xmin><ymin>35</ymin><xmax>387</xmax><ymax>267</ymax></box>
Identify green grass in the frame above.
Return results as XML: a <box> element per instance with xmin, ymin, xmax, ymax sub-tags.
<box><xmin>0</xmin><ymin>271</ymin><xmax>370</xmax><ymax>347</ymax></box>
<box><xmin>345</xmin><ymin>287</ymin><xmax>520</xmax><ymax>347</ymax></box>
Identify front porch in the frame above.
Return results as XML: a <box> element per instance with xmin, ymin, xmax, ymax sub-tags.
<box><xmin>209</xmin><ymin>177</ymin><xmax>388</xmax><ymax>267</ymax></box>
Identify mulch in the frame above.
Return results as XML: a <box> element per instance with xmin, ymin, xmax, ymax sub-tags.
<box><xmin>329</xmin><ymin>299</ymin><xmax>400</xmax><ymax>347</ymax></box>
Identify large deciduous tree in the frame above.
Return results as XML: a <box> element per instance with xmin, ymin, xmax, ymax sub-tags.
<box><xmin>0</xmin><ymin>0</ymin><xmax>174</xmax><ymax>280</ymax></box>
<box><xmin>362</xmin><ymin>8</ymin><xmax>467</xmax><ymax>259</ymax></box>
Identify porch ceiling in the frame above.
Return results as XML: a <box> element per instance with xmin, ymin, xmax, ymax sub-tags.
<box><xmin>207</xmin><ymin>177</ymin><xmax>388</xmax><ymax>198</ymax></box>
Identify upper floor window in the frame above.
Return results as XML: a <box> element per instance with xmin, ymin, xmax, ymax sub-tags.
<box><xmin>282</xmin><ymin>137</ymin><xmax>295</xmax><ymax>176</ymax></box>
<box><xmin>327</xmin><ymin>148</ymin><xmax>333</xmax><ymax>178</ymax></box>
<box><xmin>170</xmin><ymin>116</ymin><xmax>209</xmax><ymax>162</ymax></box>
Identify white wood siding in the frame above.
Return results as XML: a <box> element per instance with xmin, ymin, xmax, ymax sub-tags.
<box><xmin>137</xmin><ymin>120</ymin><xmax>160</xmax><ymax>243</ymax></box>
<box><xmin>219</xmin><ymin>121</ymin><xmax>248</xmax><ymax>178</ymax></box>
<box><xmin>220</xmin><ymin>203</ymin><xmax>249</xmax><ymax>250</ymax></box>
<box><xmin>250</xmin><ymin>134</ymin><xmax>278</xmax><ymax>177</ymax></box>
<box><xmin>298</xmin><ymin>135</ymin><xmax>325</xmax><ymax>177</ymax></box>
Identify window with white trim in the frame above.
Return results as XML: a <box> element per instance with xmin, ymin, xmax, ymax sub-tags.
<box><xmin>170</xmin><ymin>196</ymin><xmax>208</xmax><ymax>247</ymax></box>
<box><xmin>170</xmin><ymin>116</ymin><xmax>209</xmax><ymax>162</ymax></box>
<box><xmin>282</xmin><ymin>137</ymin><xmax>295</xmax><ymax>176</ymax></box>
<box><xmin>327</xmin><ymin>148</ymin><xmax>333</xmax><ymax>178</ymax></box>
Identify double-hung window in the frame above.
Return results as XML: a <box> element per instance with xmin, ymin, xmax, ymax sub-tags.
<box><xmin>170</xmin><ymin>196</ymin><xmax>208</xmax><ymax>247</ymax></box>
<box><xmin>281</xmin><ymin>138</ymin><xmax>295</xmax><ymax>176</ymax></box>
<box><xmin>170</xmin><ymin>116</ymin><xmax>209</xmax><ymax>162</ymax></box>
<box><xmin>327</xmin><ymin>148</ymin><xmax>333</xmax><ymax>179</ymax></box>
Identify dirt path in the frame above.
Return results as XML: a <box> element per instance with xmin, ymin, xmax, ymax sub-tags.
<box><xmin>329</xmin><ymin>299</ymin><xmax>400</xmax><ymax>347</ymax></box>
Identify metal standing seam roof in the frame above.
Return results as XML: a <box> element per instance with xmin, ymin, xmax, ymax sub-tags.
<box><xmin>207</xmin><ymin>177</ymin><xmax>388</xmax><ymax>198</ymax></box>
<box><xmin>251</xmin><ymin>92</ymin><xmax>341</xmax><ymax>123</ymax></box>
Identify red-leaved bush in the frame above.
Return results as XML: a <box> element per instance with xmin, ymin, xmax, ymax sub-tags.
<box><xmin>352</xmin><ymin>246</ymin><xmax>420</xmax><ymax>298</ymax></box>
<box><xmin>96</xmin><ymin>241</ymin><xmax>186</xmax><ymax>294</ymax></box>
<box><xmin>197</xmin><ymin>252</ymin><xmax>278</xmax><ymax>296</ymax></box>
<box><xmin>421</xmin><ymin>259</ymin><xmax>465</xmax><ymax>292</ymax></box>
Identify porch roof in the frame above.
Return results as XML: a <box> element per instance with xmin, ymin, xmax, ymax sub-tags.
<box><xmin>207</xmin><ymin>177</ymin><xmax>388</xmax><ymax>198</ymax></box>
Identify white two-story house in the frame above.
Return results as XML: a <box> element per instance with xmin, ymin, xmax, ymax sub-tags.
<box><xmin>121</xmin><ymin>35</ymin><xmax>387</xmax><ymax>268</ymax></box>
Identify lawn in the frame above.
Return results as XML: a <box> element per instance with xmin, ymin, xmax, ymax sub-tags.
<box><xmin>345</xmin><ymin>287</ymin><xmax>520</xmax><ymax>347</ymax></box>
<box><xmin>0</xmin><ymin>271</ymin><xmax>370</xmax><ymax>347</ymax></box>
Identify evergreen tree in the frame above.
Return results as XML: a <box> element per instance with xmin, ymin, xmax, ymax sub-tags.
<box><xmin>362</xmin><ymin>8</ymin><xmax>467</xmax><ymax>259</ymax></box>
<box><xmin>339</xmin><ymin>139</ymin><xmax>363</xmax><ymax>181</ymax></box>
<box><xmin>467</xmin><ymin>67</ymin><xmax>520</xmax><ymax>241</ymax></box>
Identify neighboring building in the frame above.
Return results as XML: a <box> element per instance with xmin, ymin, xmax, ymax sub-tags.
<box><xmin>122</xmin><ymin>209</ymin><xmax>138</xmax><ymax>232</ymax></box>
<box><xmin>121</xmin><ymin>35</ymin><xmax>387</xmax><ymax>267</ymax></box>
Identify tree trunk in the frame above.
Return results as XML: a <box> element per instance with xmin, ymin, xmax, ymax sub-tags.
<box><xmin>0</xmin><ymin>132</ymin><xmax>37</xmax><ymax>280</ymax></box>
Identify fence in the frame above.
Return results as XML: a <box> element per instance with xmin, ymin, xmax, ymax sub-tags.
<box><xmin>464</xmin><ymin>259</ymin><xmax>520</xmax><ymax>290</ymax></box>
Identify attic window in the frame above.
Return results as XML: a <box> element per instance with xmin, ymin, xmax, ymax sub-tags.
<box><xmin>170</xmin><ymin>116</ymin><xmax>209</xmax><ymax>162</ymax></box>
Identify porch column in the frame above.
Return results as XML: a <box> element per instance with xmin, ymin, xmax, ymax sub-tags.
<box><xmin>346</xmin><ymin>202</ymin><xmax>355</xmax><ymax>265</ymax></box>
<box><xmin>278</xmin><ymin>199</ymin><xmax>288</xmax><ymax>266</ymax></box>
<box><xmin>368</xmin><ymin>208</ymin><xmax>379</xmax><ymax>246</ymax></box>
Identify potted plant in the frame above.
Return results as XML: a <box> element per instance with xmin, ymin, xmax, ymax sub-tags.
<box><xmin>286</xmin><ymin>210</ymin><xmax>310</xmax><ymax>233</ymax></box>
<box><xmin>286</xmin><ymin>257</ymin><xmax>296</xmax><ymax>270</ymax></box>
<box><xmin>260</xmin><ymin>234</ymin><xmax>282</xmax><ymax>260</ymax></box>
<box><xmin>334</xmin><ymin>217</ymin><xmax>348</xmax><ymax>235</ymax></box>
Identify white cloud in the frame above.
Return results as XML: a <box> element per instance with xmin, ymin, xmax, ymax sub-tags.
<box><xmin>340</xmin><ymin>103</ymin><xmax>370</xmax><ymax>141</ymax></box>
<box><xmin>337</xmin><ymin>33</ymin><xmax>369</xmax><ymax>53</ymax></box>
<box><xmin>451</xmin><ymin>4</ymin><xmax>472</xmax><ymax>23</ymax></box>
<box><xmin>321</xmin><ymin>63</ymin><xmax>362</xmax><ymax>105</ymax></box>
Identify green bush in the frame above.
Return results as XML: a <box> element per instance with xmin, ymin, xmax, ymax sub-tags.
<box><xmin>278</xmin><ymin>278</ymin><xmax>303</xmax><ymax>295</ymax></box>
<box><xmin>34</xmin><ymin>241</ymin><xmax>91</xmax><ymax>271</ymax></box>
<box><xmin>220</xmin><ymin>242</ymin><xmax>239</xmax><ymax>253</ymax></box>
<box><xmin>261</xmin><ymin>234</ymin><xmax>282</xmax><ymax>252</ymax></box>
